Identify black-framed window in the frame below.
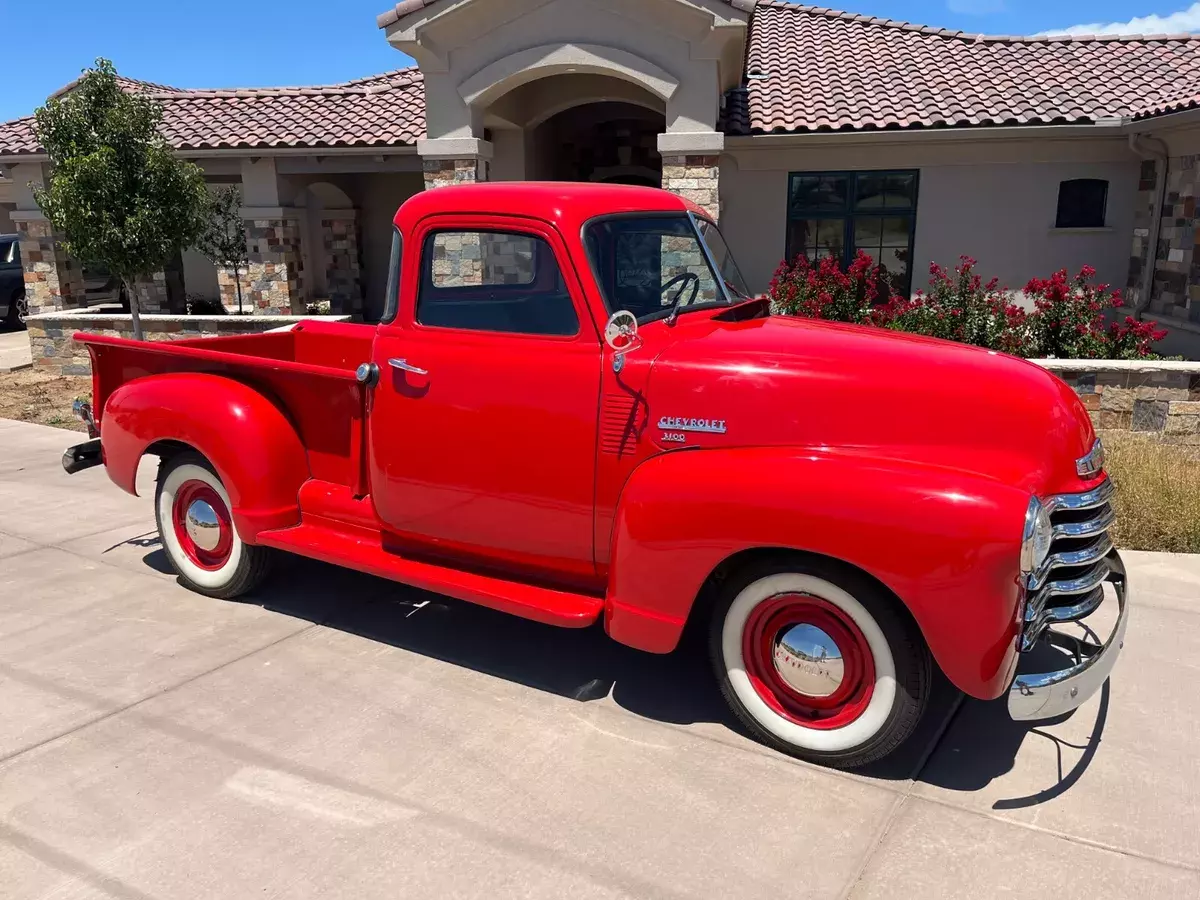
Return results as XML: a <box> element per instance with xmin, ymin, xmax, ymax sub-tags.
<box><xmin>786</xmin><ymin>170</ymin><xmax>919</xmax><ymax>294</ymax></box>
<box><xmin>1056</xmin><ymin>179</ymin><xmax>1108</xmax><ymax>229</ymax></box>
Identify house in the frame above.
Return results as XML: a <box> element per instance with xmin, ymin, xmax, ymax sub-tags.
<box><xmin>4</xmin><ymin>1</ymin><xmax>1200</xmax><ymax>355</ymax></box>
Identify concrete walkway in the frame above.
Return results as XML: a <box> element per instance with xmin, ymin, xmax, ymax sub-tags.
<box><xmin>0</xmin><ymin>417</ymin><xmax>1197</xmax><ymax>899</ymax></box>
<box><xmin>0</xmin><ymin>327</ymin><xmax>32</xmax><ymax>373</ymax></box>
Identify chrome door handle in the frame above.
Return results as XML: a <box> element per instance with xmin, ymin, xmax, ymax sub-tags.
<box><xmin>388</xmin><ymin>358</ymin><xmax>428</xmax><ymax>376</ymax></box>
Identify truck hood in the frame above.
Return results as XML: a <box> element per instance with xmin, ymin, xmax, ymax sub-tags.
<box><xmin>644</xmin><ymin>312</ymin><xmax>1096</xmax><ymax>495</ymax></box>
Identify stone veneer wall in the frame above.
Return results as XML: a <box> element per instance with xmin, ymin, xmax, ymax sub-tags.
<box><xmin>25</xmin><ymin>313</ymin><xmax>350</xmax><ymax>377</ymax></box>
<box><xmin>244</xmin><ymin>218</ymin><xmax>302</xmax><ymax>314</ymax></box>
<box><xmin>321</xmin><ymin>216</ymin><xmax>364</xmax><ymax>316</ymax></box>
<box><xmin>422</xmin><ymin>158</ymin><xmax>486</xmax><ymax>189</ymax></box>
<box><xmin>132</xmin><ymin>272</ymin><xmax>170</xmax><ymax>314</ymax></box>
<box><xmin>1038</xmin><ymin>359</ymin><xmax>1200</xmax><ymax>441</ymax></box>
<box><xmin>217</xmin><ymin>266</ymin><xmax>251</xmax><ymax>314</ymax></box>
<box><xmin>423</xmin><ymin>158</ymin><xmax>486</xmax><ymax>286</ymax></box>
<box><xmin>14</xmin><ymin>218</ymin><xmax>86</xmax><ymax>316</ymax></box>
<box><xmin>1129</xmin><ymin>154</ymin><xmax>1200</xmax><ymax>325</ymax></box>
<box><xmin>661</xmin><ymin>155</ymin><xmax>720</xmax><ymax>221</ymax></box>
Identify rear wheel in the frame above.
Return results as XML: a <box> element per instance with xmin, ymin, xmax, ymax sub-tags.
<box><xmin>710</xmin><ymin>558</ymin><xmax>930</xmax><ymax>769</ymax></box>
<box><xmin>154</xmin><ymin>452</ymin><xmax>272</xmax><ymax>599</ymax></box>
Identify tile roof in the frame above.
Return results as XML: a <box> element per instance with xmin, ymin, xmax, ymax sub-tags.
<box><xmin>726</xmin><ymin>2</ymin><xmax>1200</xmax><ymax>134</ymax></box>
<box><xmin>9</xmin><ymin>3</ymin><xmax>1200</xmax><ymax>156</ymax></box>
<box><xmin>0</xmin><ymin>69</ymin><xmax>426</xmax><ymax>157</ymax></box>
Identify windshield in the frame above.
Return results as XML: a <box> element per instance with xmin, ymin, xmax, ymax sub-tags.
<box><xmin>585</xmin><ymin>214</ymin><xmax>746</xmax><ymax>323</ymax></box>
<box><xmin>695</xmin><ymin>218</ymin><xmax>751</xmax><ymax>299</ymax></box>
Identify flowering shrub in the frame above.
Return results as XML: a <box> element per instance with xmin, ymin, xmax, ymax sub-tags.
<box><xmin>874</xmin><ymin>257</ymin><xmax>1034</xmax><ymax>356</ymax></box>
<box><xmin>768</xmin><ymin>251</ymin><xmax>883</xmax><ymax>325</ymax></box>
<box><xmin>767</xmin><ymin>253</ymin><xmax>1167</xmax><ymax>359</ymax></box>
<box><xmin>1023</xmin><ymin>266</ymin><xmax>1167</xmax><ymax>360</ymax></box>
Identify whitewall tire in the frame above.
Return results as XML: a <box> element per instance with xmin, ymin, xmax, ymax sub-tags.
<box><xmin>710</xmin><ymin>558</ymin><xmax>930</xmax><ymax>769</ymax></box>
<box><xmin>155</xmin><ymin>452</ymin><xmax>272</xmax><ymax>599</ymax></box>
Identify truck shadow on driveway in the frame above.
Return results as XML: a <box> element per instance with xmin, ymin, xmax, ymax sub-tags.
<box><xmin>137</xmin><ymin>545</ymin><xmax>1110</xmax><ymax>796</ymax></box>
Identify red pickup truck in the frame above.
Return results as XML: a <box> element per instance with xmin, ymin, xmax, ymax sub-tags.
<box><xmin>63</xmin><ymin>183</ymin><xmax>1128</xmax><ymax>769</ymax></box>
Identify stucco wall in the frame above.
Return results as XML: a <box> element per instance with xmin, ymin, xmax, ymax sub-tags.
<box><xmin>914</xmin><ymin>160</ymin><xmax>1138</xmax><ymax>295</ymax></box>
<box><xmin>181</xmin><ymin>248</ymin><xmax>219</xmax><ymax>302</ymax></box>
<box><xmin>393</xmin><ymin>0</ymin><xmax>744</xmax><ymax>140</ymax></box>
<box><xmin>352</xmin><ymin>171</ymin><xmax>424</xmax><ymax>321</ymax></box>
<box><xmin>721</xmin><ymin>136</ymin><xmax>1141</xmax><ymax>298</ymax></box>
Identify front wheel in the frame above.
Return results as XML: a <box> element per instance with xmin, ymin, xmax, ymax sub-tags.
<box><xmin>155</xmin><ymin>452</ymin><xmax>272</xmax><ymax>599</ymax></box>
<box><xmin>710</xmin><ymin>559</ymin><xmax>930</xmax><ymax>770</ymax></box>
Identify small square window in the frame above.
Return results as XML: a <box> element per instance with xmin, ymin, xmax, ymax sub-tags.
<box><xmin>1056</xmin><ymin>179</ymin><xmax>1108</xmax><ymax>229</ymax></box>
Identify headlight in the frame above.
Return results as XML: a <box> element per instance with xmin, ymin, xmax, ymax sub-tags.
<box><xmin>1020</xmin><ymin>496</ymin><xmax>1053</xmax><ymax>575</ymax></box>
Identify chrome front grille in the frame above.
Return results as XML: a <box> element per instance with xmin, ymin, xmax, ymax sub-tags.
<box><xmin>1022</xmin><ymin>480</ymin><xmax>1116</xmax><ymax>651</ymax></box>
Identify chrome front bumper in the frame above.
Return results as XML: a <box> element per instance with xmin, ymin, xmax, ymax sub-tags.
<box><xmin>1008</xmin><ymin>552</ymin><xmax>1130</xmax><ymax>721</ymax></box>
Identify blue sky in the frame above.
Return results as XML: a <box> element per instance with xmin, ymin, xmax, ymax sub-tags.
<box><xmin>4</xmin><ymin>1</ymin><xmax>1199</xmax><ymax>124</ymax></box>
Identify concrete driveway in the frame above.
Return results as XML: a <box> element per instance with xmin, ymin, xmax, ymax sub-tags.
<box><xmin>1</xmin><ymin>417</ymin><xmax>1197</xmax><ymax>899</ymax></box>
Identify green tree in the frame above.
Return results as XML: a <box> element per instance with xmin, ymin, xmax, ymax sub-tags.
<box><xmin>33</xmin><ymin>58</ymin><xmax>209</xmax><ymax>339</ymax></box>
<box><xmin>196</xmin><ymin>186</ymin><xmax>249</xmax><ymax>315</ymax></box>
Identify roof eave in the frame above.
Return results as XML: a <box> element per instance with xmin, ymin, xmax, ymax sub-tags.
<box><xmin>724</xmin><ymin>120</ymin><xmax>1135</xmax><ymax>146</ymax></box>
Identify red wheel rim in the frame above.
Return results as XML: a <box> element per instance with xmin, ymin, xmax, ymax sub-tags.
<box><xmin>741</xmin><ymin>593</ymin><xmax>875</xmax><ymax>730</ymax></box>
<box><xmin>171</xmin><ymin>480</ymin><xmax>233</xmax><ymax>571</ymax></box>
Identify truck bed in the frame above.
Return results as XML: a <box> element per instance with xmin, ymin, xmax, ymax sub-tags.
<box><xmin>78</xmin><ymin>320</ymin><xmax>377</xmax><ymax>488</ymax></box>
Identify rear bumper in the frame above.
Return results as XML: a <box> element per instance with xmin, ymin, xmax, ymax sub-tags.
<box><xmin>1008</xmin><ymin>551</ymin><xmax>1129</xmax><ymax>721</ymax></box>
<box><xmin>62</xmin><ymin>439</ymin><xmax>103</xmax><ymax>475</ymax></box>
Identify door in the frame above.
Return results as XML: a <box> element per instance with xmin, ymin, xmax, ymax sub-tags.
<box><xmin>369</xmin><ymin>216</ymin><xmax>603</xmax><ymax>585</ymax></box>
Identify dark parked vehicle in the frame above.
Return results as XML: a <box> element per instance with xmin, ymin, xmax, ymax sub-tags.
<box><xmin>0</xmin><ymin>234</ymin><xmax>25</xmax><ymax>328</ymax></box>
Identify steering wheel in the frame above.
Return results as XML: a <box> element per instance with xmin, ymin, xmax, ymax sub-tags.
<box><xmin>661</xmin><ymin>271</ymin><xmax>701</xmax><ymax>310</ymax></box>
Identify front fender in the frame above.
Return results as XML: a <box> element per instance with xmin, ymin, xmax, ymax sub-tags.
<box><xmin>605</xmin><ymin>447</ymin><xmax>1029</xmax><ymax>700</ymax></box>
<box><xmin>101</xmin><ymin>373</ymin><xmax>310</xmax><ymax>542</ymax></box>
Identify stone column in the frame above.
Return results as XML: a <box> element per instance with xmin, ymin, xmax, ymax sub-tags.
<box><xmin>217</xmin><ymin>266</ymin><xmax>250</xmax><ymax>314</ymax></box>
<box><xmin>418</xmin><ymin>137</ymin><xmax>493</xmax><ymax>190</ymax></box>
<box><xmin>1126</xmin><ymin>159</ymin><xmax>1158</xmax><ymax>311</ymax></box>
<box><xmin>658</xmin><ymin>133</ymin><xmax>724</xmax><ymax>222</ymax></box>
<box><xmin>132</xmin><ymin>272</ymin><xmax>170</xmax><ymax>314</ymax></box>
<box><xmin>419</xmin><ymin>139</ymin><xmax>493</xmax><ymax>287</ymax></box>
<box><xmin>321</xmin><ymin>210</ymin><xmax>363</xmax><ymax>317</ymax></box>
<box><xmin>10</xmin><ymin>213</ymin><xmax>86</xmax><ymax>316</ymax></box>
<box><xmin>242</xmin><ymin>209</ymin><xmax>303</xmax><ymax>314</ymax></box>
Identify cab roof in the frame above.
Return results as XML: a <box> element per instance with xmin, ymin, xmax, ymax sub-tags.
<box><xmin>393</xmin><ymin>181</ymin><xmax>707</xmax><ymax>235</ymax></box>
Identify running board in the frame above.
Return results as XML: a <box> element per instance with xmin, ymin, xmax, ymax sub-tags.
<box><xmin>255</xmin><ymin>522</ymin><xmax>603</xmax><ymax>629</ymax></box>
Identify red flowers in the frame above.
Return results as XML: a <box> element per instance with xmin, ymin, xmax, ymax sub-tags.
<box><xmin>769</xmin><ymin>250</ymin><xmax>883</xmax><ymax>325</ymax></box>
<box><xmin>768</xmin><ymin>253</ymin><xmax>1167</xmax><ymax>360</ymax></box>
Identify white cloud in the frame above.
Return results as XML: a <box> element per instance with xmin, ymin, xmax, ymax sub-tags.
<box><xmin>1041</xmin><ymin>2</ymin><xmax>1200</xmax><ymax>36</ymax></box>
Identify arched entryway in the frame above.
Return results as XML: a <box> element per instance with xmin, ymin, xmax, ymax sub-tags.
<box><xmin>527</xmin><ymin>101</ymin><xmax>665</xmax><ymax>186</ymax></box>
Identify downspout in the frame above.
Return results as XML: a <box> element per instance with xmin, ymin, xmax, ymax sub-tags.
<box><xmin>1128</xmin><ymin>132</ymin><xmax>1169</xmax><ymax>318</ymax></box>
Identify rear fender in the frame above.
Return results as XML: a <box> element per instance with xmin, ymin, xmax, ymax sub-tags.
<box><xmin>101</xmin><ymin>373</ymin><xmax>310</xmax><ymax>542</ymax></box>
<box><xmin>605</xmin><ymin>447</ymin><xmax>1029</xmax><ymax>700</ymax></box>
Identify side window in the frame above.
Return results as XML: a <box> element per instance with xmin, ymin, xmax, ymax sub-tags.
<box><xmin>382</xmin><ymin>228</ymin><xmax>402</xmax><ymax>323</ymax></box>
<box><xmin>417</xmin><ymin>230</ymin><xmax>579</xmax><ymax>337</ymax></box>
<box><xmin>1056</xmin><ymin>179</ymin><xmax>1108</xmax><ymax>229</ymax></box>
<box><xmin>0</xmin><ymin>240</ymin><xmax>16</xmax><ymax>265</ymax></box>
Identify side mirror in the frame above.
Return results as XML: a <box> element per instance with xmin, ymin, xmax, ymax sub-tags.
<box><xmin>604</xmin><ymin>311</ymin><xmax>643</xmax><ymax>374</ymax></box>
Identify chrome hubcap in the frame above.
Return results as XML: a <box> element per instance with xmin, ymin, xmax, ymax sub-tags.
<box><xmin>185</xmin><ymin>500</ymin><xmax>222</xmax><ymax>552</ymax></box>
<box><xmin>772</xmin><ymin>623</ymin><xmax>845</xmax><ymax>698</ymax></box>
